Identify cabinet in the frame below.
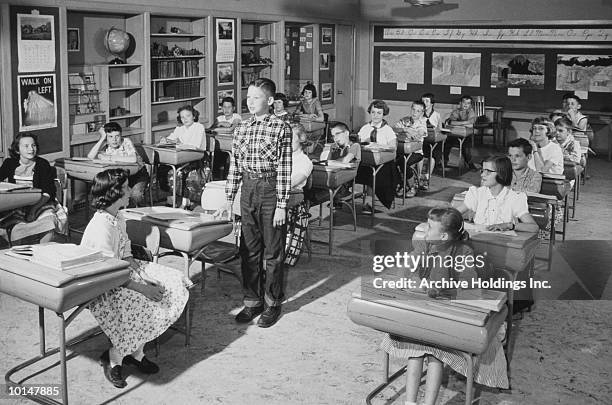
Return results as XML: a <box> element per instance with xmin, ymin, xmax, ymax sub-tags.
<box><xmin>240</xmin><ymin>21</ymin><xmax>278</xmax><ymax>114</ymax></box>
<box><xmin>149</xmin><ymin>16</ymin><xmax>207</xmax><ymax>138</ymax></box>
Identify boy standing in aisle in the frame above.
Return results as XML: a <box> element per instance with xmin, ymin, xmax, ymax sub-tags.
<box><xmin>220</xmin><ymin>78</ymin><xmax>292</xmax><ymax>328</ymax></box>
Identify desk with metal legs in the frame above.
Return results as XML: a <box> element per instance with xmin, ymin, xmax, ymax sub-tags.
<box><xmin>309</xmin><ymin>164</ymin><xmax>358</xmax><ymax>255</ymax></box>
<box><xmin>143</xmin><ymin>146</ymin><xmax>206</xmax><ymax>208</ymax></box>
<box><xmin>359</xmin><ymin>148</ymin><xmax>395</xmax><ymax>219</ymax></box>
<box><xmin>0</xmin><ymin>252</ymin><xmax>129</xmax><ymax>405</ymax></box>
<box><xmin>122</xmin><ymin>207</ymin><xmax>233</xmax><ymax>345</ymax></box>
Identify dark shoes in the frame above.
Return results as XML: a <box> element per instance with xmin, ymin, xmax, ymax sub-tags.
<box><xmin>124</xmin><ymin>355</ymin><xmax>160</xmax><ymax>374</ymax></box>
<box><xmin>362</xmin><ymin>203</ymin><xmax>373</xmax><ymax>215</ymax></box>
<box><xmin>257</xmin><ymin>306</ymin><xmax>282</xmax><ymax>328</ymax></box>
<box><xmin>100</xmin><ymin>350</ymin><xmax>127</xmax><ymax>389</ymax></box>
<box><xmin>235</xmin><ymin>305</ymin><xmax>264</xmax><ymax>323</ymax></box>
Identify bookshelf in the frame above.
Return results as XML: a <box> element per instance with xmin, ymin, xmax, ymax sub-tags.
<box><xmin>66</xmin><ymin>11</ymin><xmax>146</xmax><ymax>149</ymax></box>
<box><xmin>240</xmin><ymin>20</ymin><xmax>277</xmax><ymax>113</ymax></box>
<box><xmin>149</xmin><ymin>15</ymin><xmax>207</xmax><ymax>139</ymax></box>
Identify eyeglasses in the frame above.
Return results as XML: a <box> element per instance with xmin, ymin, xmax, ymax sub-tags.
<box><xmin>480</xmin><ymin>168</ymin><xmax>497</xmax><ymax>174</ymax></box>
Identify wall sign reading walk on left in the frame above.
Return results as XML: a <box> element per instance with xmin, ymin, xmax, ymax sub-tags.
<box><xmin>18</xmin><ymin>73</ymin><xmax>57</xmax><ymax>131</ymax></box>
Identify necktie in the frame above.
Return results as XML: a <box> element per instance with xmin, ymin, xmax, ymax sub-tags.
<box><xmin>370</xmin><ymin>127</ymin><xmax>377</xmax><ymax>143</ymax></box>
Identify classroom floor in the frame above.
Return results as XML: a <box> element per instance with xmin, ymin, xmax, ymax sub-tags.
<box><xmin>1</xmin><ymin>146</ymin><xmax>611</xmax><ymax>405</ymax></box>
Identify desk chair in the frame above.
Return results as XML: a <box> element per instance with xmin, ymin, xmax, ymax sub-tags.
<box><xmin>473</xmin><ymin>97</ymin><xmax>503</xmax><ymax>148</ymax></box>
<box><xmin>540</xmin><ymin>174</ymin><xmax>570</xmax><ymax>242</ymax></box>
<box><xmin>573</xmin><ymin>129</ymin><xmax>591</xmax><ymax>185</ymax></box>
<box><xmin>563</xmin><ymin>161</ymin><xmax>583</xmax><ymax>219</ymax></box>
<box><xmin>135</xmin><ymin>143</ymin><xmax>156</xmax><ymax>206</ymax></box>
<box><xmin>445</xmin><ymin>125</ymin><xmax>474</xmax><ymax>175</ymax></box>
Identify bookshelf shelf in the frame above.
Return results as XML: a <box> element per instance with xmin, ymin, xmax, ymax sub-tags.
<box><xmin>109</xmin><ymin>86</ymin><xmax>143</xmax><ymax>91</ymax></box>
<box><xmin>151</xmin><ymin>122</ymin><xmax>178</xmax><ymax>132</ymax></box>
<box><xmin>151</xmin><ymin>33</ymin><xmax>205</xmax><ymax>38</ymax></box>
<box><xmin>109</xmin><ymin>112</ymin><xmax>143</xmax><ymax>121</ymax></box>
<box><xmin>241</xmin><ymin>40</ymin><xmax>276</xmax><ymax>46</ymax></box>
<box><xmin>108</xmin><ymin>63</ymin><xmax>142</xmax><ymax>68</ymax></box>
<box><xmin>151</xmin><ymin>75</ymin><xmax>206</xmax><ymax>82</ymax></box>
<box><xmin>151</xmin><ymin>55</ymin><xmax>204</xmax><ymax>60</ymax></box>
<box><xmin>151</xmin><ymin>96</ymin><xmax>205</xmax><ymax>106</ymax></box>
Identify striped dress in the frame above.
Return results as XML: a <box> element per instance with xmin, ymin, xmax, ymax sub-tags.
<box><xmin>380</xmin><ymin>240</ymin><xmax>509</xmax><ymax>389</ymax></box>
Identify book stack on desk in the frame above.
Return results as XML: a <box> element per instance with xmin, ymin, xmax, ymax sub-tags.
<box><xmin>30</xmin><ymin>243</ymin><xmax>104</xmax><ymax>270</ymax></box>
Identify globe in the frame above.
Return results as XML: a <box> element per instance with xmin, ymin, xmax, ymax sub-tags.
<box><xmin>104</xmin><ymin>27</ymin><xmax>131</xmax><ymax>64</ymax></box>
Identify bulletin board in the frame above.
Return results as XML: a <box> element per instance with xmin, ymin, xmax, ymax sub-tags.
<box><xmin>372</xmin><ymin>24</ymin><xmax>612</xmax><ymax>112</ymax></box>
<box><xmin>319</xmin><ymin>24</ymin><xmax>335</xmax><ymax>105</ymax></box>
<box><xmin>213</xmin><ymin>17</ymin><xmax>237</xmax><ymax>114</ymax></box>
<box><xmin>10</xmin><ymin>6</ymin><xmax>63</xmax><ymax>155</ymax></box>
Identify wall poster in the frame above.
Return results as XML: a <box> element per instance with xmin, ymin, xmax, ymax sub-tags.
<box><xmin>18</xmin><ymin>73</ymin><xmax>57</xmax><ymax>131</ymax></box>
<box><xmin>379</xmin><ymin>51</ymin><xmax>424</xmax><ymax>85</ymax></box>
<box><xmin>490</xmin><ymin>53</ymin><xmax>545</xmax><ymax>89</ymax></box>
<box><xmin>556</xmin><ymin>54</ymin><xmax>612</xmax><ymax>93</ymax></box>
<box><xmin>432</xmin><ymin>52</ymin><xmax>481</xmax><ymax>87</ymax></box>
<box><xmin>17</xmin><ymin>13</ymin><xmax>55</xmax><ymax>73</ymax></box>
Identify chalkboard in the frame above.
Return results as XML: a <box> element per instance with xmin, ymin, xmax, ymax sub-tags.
<box><xmin>10</xmin><ymin>6</ymin><xmax>63</xmax><ymax>155</ymax></box>
<box><xmin>372</xmin><ymin>24</ymin><xmax>612</xmax><ymax>113</ymax></box>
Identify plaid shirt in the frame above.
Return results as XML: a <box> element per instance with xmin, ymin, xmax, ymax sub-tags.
<box><xmin>511</xmin><ymin>167</ymin><xmax>542</xmax><ymax>194</ymax></box>
<box><xmin>226</xmin><ymin>114</ymin><xmax>292</xmax><ymax>209</ymax></box>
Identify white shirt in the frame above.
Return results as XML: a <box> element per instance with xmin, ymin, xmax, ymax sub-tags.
<box><xmin>167</xmin><ymin>122</ymin><xmax>206</xmax><ymax>148</ymax></box>
<box><xmin>528</xmin><ymin>141</ymin><xmax>564</xmax><ymax>175</ymax></box>
<box><xmin>217</xmin><ymin>113</ymin><xmax>242</xmax><ymax>125</ymax></box>
<box><xmin>463</xmin><ymin>186</ymin><xmax>530</xmax><ymax>226</ymax></box>
<box><xmin>357</xmin><ymin>122</ymin><xmax>396</xmax><ymax>149</ymax></box>
<box><xmin>291</xmin><ymin>150</ymin><xmax>313</xmax><ymax>190</ymax></box>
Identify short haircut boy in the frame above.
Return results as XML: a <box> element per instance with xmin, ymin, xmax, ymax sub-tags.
<box><xmin>555</xmin><ymin>117</ymin><xmax>573</xmax><ymax>130</ymax></box>
<box><xmin>274</xmin><ymin>92</ymin><xmax>289</xmax><ymax>108</ymax></box>
<box><xmin>103</xmin><ymin>122</ymin><xmax>122</xmax><ymax>134</ymax></box>
<box><xmin>221</xmin><ymin>96</ymin><xmax>235</xmax><ymax>107</ymax></box>
<box><xmin>507</xmin><ymin>137</ymin><xmax>533</xmax><ymax>156</ymax></box>
<box><xmin>331</xmin><ymin>121</ymin><xmax>350</xmax><ymax>133</ymax></box>
<box><xmin>460</xmin><ymin>94</ymin><xmax>473</xmax><ymax>104</ymax></box>
<box><xmin>250</xmin><ymin>77</ymin><xmax>276</xmax><ymax>98</ymax></box>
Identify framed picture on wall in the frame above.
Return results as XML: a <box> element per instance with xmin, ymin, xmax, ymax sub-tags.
<box><xmin>320</xmin><ymin>53</ymin><xmax>330</xmax><ymax>70</ymax></box>
<box><xmin>321</xmin><ymin>83</ymin><xmax>332</xmax><ymax>101</ymax></box>
<box><xmin>217</xmin><ymin>63</ymin><xmax>234</xmax><ymax>86</ymax></box>
<box><xmin>67</xmin><ymin>28</ymin><xmax>79</xmax><ymax>52</ymax></box>
<box><xmin>322</xmin><ymin>27</ymin><xmax>333</xmax><ymax>45</ymax></box>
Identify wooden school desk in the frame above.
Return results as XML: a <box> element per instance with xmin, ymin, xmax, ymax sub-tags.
<box><xmin>0</xmin><ymin>251</ymin><xmax>129</xmax><ymax>405</ymax></box>
<box><xmin>358</xmin><ymin>146</ymin><xmax>395</xmax><ymax>219</ymax></box>
<box><xmin>143</xmin><ymin>145</ymin><xmax>206</xmax><ymax>208</ymax></box>
<box><xmin>121</xmin><ymin>207</ymin><xmax>233</xmax><ymax>345</ymax></box>
<box><xmin>0</xmin><ymin>184</ymin><xmax>42</xmax><ymax>211</ymax></box>
<box><xmin>309</xmin><ymin>163</ymin><xmax>358</xmax><ymax>255</ymax></box>
<box><xmin>348</xmin><ymin>286</ymin><xmax>507</xmax><ymax>405</ymax></box>
<box><xmin>56</xmin><ymin>158</ymin><xmax>139</xmax><ymax>213</ymax></box>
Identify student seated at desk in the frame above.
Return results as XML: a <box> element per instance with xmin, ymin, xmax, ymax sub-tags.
<box><xmin>297</xmin><ymin>83</ymin><xmax>325</xmax><ymax>122</ymax></box>
<box><xmin>393</xmin><ymin>100</ymin><xmax>427</xmax><ymax>198</ymax></box>
<box><xmin>159</xmin><ymin>105</ymin><xmax>207</xmax><ymax>209</ymax></box>
<box><xmin>555</xmin><ymin>117</ymin><xmax>583</xmax><ymax>165</ymax></box>
<box><xmin>81</xmin><ymin>168</ymin><xmax>188</xmax><ymax>389</ymax></box>
<box><xmin>381</xmin><ymin>207</ymin><xmax>509</xmax><ymax>405</ymax></box>
<box><xmin>420</xmin><ymin>93</ymin><xmax>442</xmax><ymax>190</ymax></box>
<box><xmin>285</xmin><ymin>123</ymin><xmax>313</xmax><ymax>266</ymax></box>
<box><xmin>357</xmin><ymin>99</ymin><xmax>398</xmax><ymax>214</ymax></box>
<box><xmin>273</xmin><ymin>92</ymin><xmax>291</xmax><ymax>121</ymax></box>
<box><xmin>88</xmin><ymin>122</ymin><xmax>150</xmax><ymax>207</ymax></box>
<box><xmin>562</xmin><ymin>93</ymin><xmax>588</xmax><ymax>131</ymax></box>
<box><xmin>443</xmin><ymin>94</ymin><xmax>478</xmax><ymax>171</ymax></box>
<box><xmin>322</xmin><ymin>121</ymin><xmax>361</xmax><ymax>164</ymax></box>
<box><xmin>507</xmin><ymin>138</ymin><xmax>542</xmax><ymax>193</ymax></box>
<box><xmin>527</xmin><ymin>117</ymin><xmax>564</xmax><ymax>175</ymax></box>
<box><xmin>0</xmin><ymin>133</ymin><xmax>67</xmax><ymax>244</ymax></box>
<box><xmin>456</xmin><ymin>155</ymin><xmax>539</xmax><ymax>233</ymax></box>
<box><xmin>210</xmin><ymin>97</ymin><xmax>242</xmax><ymax>179</ymax></box>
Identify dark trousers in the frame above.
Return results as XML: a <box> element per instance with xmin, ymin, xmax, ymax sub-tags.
<box><xmin>239</xmin><ymin>176</ymin><xmax>286</xmax><ymax>308</ymax></box>
<box><xmin>443</xmin><ymin>137</ymin><xmax>473</xmax><ymax>165</ymax></box>
<box><xmin>395</xmin><ymin>152</ymin><xmax>423</xmax><ymax>183</ymax></box>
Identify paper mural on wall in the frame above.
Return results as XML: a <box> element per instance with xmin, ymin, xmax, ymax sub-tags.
<box><xmin>17</xmin><ymin>13</ymin><xmax>55</xmax><ymax>73</ymax></box>
<box><xmin>556</xmin><ymin>54</ymin><xmax>612</xmax><ymax>93</ymax></box>
<box><xmin>379</xmin><ymin>51</ymin><xmax>424</xmax><ymax>85</ymax></box>
<box><xmin>216</xmin><ymin>19</ymin><xmax>235</xmax><ymax>63</ymax></box>
<box><xmin>432</xmin><ymin>52</ymin><xmax>480</xmax><ymax>87</ymax></box>
<box><xmin>490</xmin><ymin>53</ymin><xmax>545</xmax><ymax>89</ymax></box>
<box><xmin>18</xmin><ymin>73</ymin><xmax>57</xmax><ymax>131</ymax></box>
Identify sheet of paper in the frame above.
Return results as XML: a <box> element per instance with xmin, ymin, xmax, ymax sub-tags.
<box><xmin>396</xmin><ymin>82</ymin><xmax>407</xmax><ymax>91</ymax></box>
<box><xmin>507</xmin><ymin>87</ymin><xmax>521</xmax><ymax>97</ymax></box>
<box><xmin>450</xmin><ymin>86</ymin><xmax>462</xmax><ymax>94</ymax></box>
